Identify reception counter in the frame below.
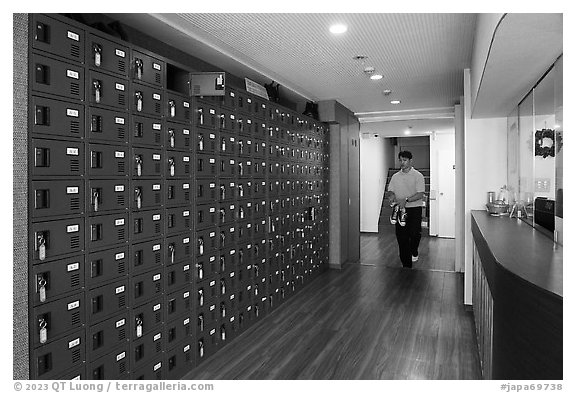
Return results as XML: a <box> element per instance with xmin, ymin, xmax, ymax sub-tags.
<box><xmin>471</xmin><ymin>210</ymin><xmax>562</xmax><ymax>379</ymax></box>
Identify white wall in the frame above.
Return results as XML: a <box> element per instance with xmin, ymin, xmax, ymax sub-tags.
<box><xmin>463</xmin><ymin>69</ymin><xmax>508</xmax><ymax>305</ymax></box>
<box><xmin>359</xmin><ymin>135</ymin><xmax>391</xmax><ymax>232</ymax></box>
<box><xmin>429</xmin><ymin>132</ymin><xmax>456</xmax><ymax>236</ymax></box>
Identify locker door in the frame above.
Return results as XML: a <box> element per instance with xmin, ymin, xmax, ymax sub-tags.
<box><xmin>32</xmin><ymin>332</ymin><xmax>85</xmax><ymax>379</ymax></box>
<box><xmin>31</xmin><ymin>179</ymin><xmax>84</xmax><ymax>219</ymax></box>
<box><xmin>32</xmin><ymin>293</ymin><xmax>85</xmax><ymax>347</ymax></box>
<box><xmin>131</xmin><ymin>115</ymin><xmax>163</xmax><ymax>147</ymax></box>
<box><xmin>166</xmin><ymin>122</ymin><xmax>191</xmax><ymax>151</ymax></box>
<box><xmin>31</xmin><ymin>139</ymin><xmax>84</xmax><ymax>177</ymax></box>
<box><xmin>87</xmin><ymin>143</ymin><xmax>128</xmax><ymax>178</ymax></box>
<box><xmin>131</xmin><ymin>50</ymin><xmax>164</xmax><ymax>87</ymax></box>
<box><xmin>166</xmin><ymin>93</ymin><xmax>192</xmax><ymax>124</ymax></box>
<box><xmin>31</xmin><ymin>54</ymin><xmax>84</xmax><ymax>100</ymax></box>
<box><xmin>32</xmin><ymin>14</ymin><xmax>85</xmax><ymax>63</ymax></box>
<box><xmin>87</xmin><ymin>213</ymin><xmax>128</xmax><ymax>251</ymax></box>
<box><xmin>31</xmin><ymin>255</ymin><xmax>84</xmax><ymax>307</ymax></box>
<box><xmin>31</xmin><ymin>96</ymin><xmax>84</xmax><ymax>139</ymax></box>
<box><xmin>165</xmin><ymin>179</ymin><xmax>191</xmax><ymax>207</ymax></box>
<box><xmin>87</xmin><ymin>34</ymin><xmax>129</xmax><ymax>76</ymax></box>
<box><xmin>87</xmin><ymin>107</ymin><xmax>128</xmax><ymax>144</ymax></box>
<box><xmin>30</xmin><ymin>218</ymin><xmax>84</xmax><ymax>263</ymax></box>
<box><xmin>86</xmin><ymin>313</ymin><xmax>129</xmax><ymax>361</ymax></box>
<box><xmin>89</xmin><ymin>71</ymin><xmax>128</xmax><ymax>110</ymax></box>
<box><xmin>86</xmin><ymin>246</ymin><xmax>129</xmax><ymax>289</ymax></box>
<box><xmin>87</xmin><ymin>179</ymin><xmax>129</xmax><ymax>214</ymax></box>
<box><xmin>131</xmin><ymin>83</ymin><xmax>163</xmax><ymax>117</ymax></box>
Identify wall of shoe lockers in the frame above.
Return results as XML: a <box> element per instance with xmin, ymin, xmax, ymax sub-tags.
<box><xmin>28</xmin><ymin>13</ymin><xmax>330</xmax><ymax>380</ymax></box>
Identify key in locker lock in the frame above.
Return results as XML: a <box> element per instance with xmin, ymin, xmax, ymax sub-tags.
<box><xmin>168</xmin><ymin>100</ymin><xmax>176</xmax><ymax>118</ymax></box>
<box><xmin>134</xmin><ymin>58</ymin><xmax>143</xmax><ymax>80</ymax></box>
<box><xmin>92</xmin><ymin>80</ymin><xmax>102</xmax><ymax>103</ymax></box>
<box><xmin>93</xmin><ymin>43</ymin><xmax>102</xmax><ymax>67</ymax></box>
<box><xmin>135</xmin><ymin>91</ymin><xmax>143</xmax><ymax>112</ymax></box>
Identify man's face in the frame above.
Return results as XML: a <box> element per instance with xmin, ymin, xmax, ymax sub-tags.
<box><xmin>399</xmin><ymin>156</ymin><xmax>411</xmax><ymax>170</ymax></box>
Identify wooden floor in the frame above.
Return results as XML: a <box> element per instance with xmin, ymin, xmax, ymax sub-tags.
<box><xmin>362</xmin><ymin>225</ymin><xmax>456</xmax><ymax>271</ymax></box>
<box><xmin>183</xmin><ymin>234</ymin><xmax>481</xmax><ymax>380</ymax></box>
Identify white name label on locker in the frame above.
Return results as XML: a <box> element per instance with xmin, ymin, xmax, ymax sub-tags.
<box><xmin>66</xmin><ymin>148</ymin><xmax>79</xmax><ymax>156</ymax></box>
<box><xmin>116</xmin><ymin>319</ymin><xmax>126</xmax><ymax>328</ymax></box>
<box><xmin>154</xmin><ymin>304</ymin><xmax>161</xmax><ymax>311</ymax></box>
<box><xmin>210</xmin><ymin>280</ymin><xmax>216</xmax><ymax>286</ymax></box>
<box><xmin>153</xmin><ymin>184</ymin><xmax>161</xmax><ymax>190</ymax></box>
<box><xmin>210</xmin><ymin>183</ymin><xmax>216</xmax><ymax>188</ymax></box>
<box><xmin>67</xmin><ymin>31</ymin><xmax>80</xmax><ymax>41</ymax></box>
<box><xmin>68</xmin><ymin>301</ymin><xmax>80</xmax><ymax>310</ymax></box>
<box><xmin>67</xmin><ymin>225</ymin><xmax>79</xmax><ymax>233</ymax></box>
<box><xmin>153</xmin><ymin>154</ymin><xmax>161</xmax><ymax>160</ymax></box>
<box><xmin>184</xmin><ymin>345</ymin><xmax>191</xmax><ymax>352</ymax></box>
<box><xmin>183</xmin><ymin>129</ymin><xmax>190</xmax><ymax>135</ymax></box>
<box><xmin>115</xmin><ymin>219</ymin><xmax>125</xmax><ymax>226</ymax></box>
<box><xmin>209</xmin><ymin>109</ymin><xmax>216</xmax><ymax>115</ymax></box>
<box><xmin>209</xmin><ymin>158</ymin><xmax>215</xmax><ymax>164</ymax></box>
<box><xmin>154</xmin><ymin>363</ymin><xmax>162</xmax><ymax>372</ymax></box>
<box><xmin>210</xmin><ymin>256</ymin><xmax>216</xmax><ymax>262</ymax></box>
<box><xmin>184</xmin><ymin>291</ymin><xmax>190</xmax><ymax>298</ymax></box>
<box><xmin>210</xmin><ymin>133</ymin><xmax>215</xmax><ymax>139</ymax></box>
<box><xmin>153</xmin><ymin>244</ymin><xmax>161</xmax><ymax>251</ymax></box>
<box><xmin>115</xmin><ymin>286</ymin><xmax>125</xmax><ymax>294</ymax></box>
<box><xmin>67</xmin><ymin>263</ymin><xmax>79</xmax><ymax>272</ymax></box>
<box><xmin>66</xmin><ymin>109</ymin><xmax>79</xmax><ymax>117</ymax></box>
<box><xmin>183</xmin><ymin>156</ymin><xmax>190</xmax><ymax>162</ymax></box>
<box><xmin>153</xmin><ymin>274</ymin><xmax>161</xmax><ymax>281</ymax></box>
<box><xmin>153</xmin><ymin>94</ymin><xmax>161</xmax><ymax>100</ymax></box>
<box><xmin>183</xmin><ymin>264</ymin><xmax>190</xmax><ymax>271</ymax></box>
<box><xmin>209</xmin><ymin>232</ymin><xmax>215</xmax><ymax>238</ymax></box>
<box><xmin>68</xmin><ymin>338</ymin><xmax>81</xmax><ymax>349</ymax></box>
<box><xmin>153</xmin><ymin>214</ymin><xmax>160</xmax><ymax>221</ymax></box>
<box><xmin>116</xmin><ymin>352</ymin><xmax>126</xmax><ymax>362</ymax></box>
<box><xmin>183</xmin><ymin>101</ymin><xmax>190</xmax><ymax>108</ymax></box>
<box><xmin>209</xmin><ymin>305</ymin><xmax>215</xmax><ymax>312</ymax></box>
<box><xmin>153</xmin><ymin>63</ymin><xmax>161</xmax><ymax>70</ymax></box>
<box><xmin>183</xmin><ymin>238</ymin><xmax>190</xmax><ymax>244</ymax></box>
<box><xmin>153</xmin><ymin>123</ymin><xmax>161</xmax><ymax>130</ymax></box>
<box><xmin>210</xmin><ymin>328</ymin><xmax>216</xmax><ymax>335</ymax></box>
<box><xmin>115</xmin><ymin>151</ymin><xmax>125</xmax><ymax>158</ymax></box>
<box><xmin>154</xmin><ymin>333</ymin><xmax>162</xmax><ymax>341</ymax></box>
<box><xmin>115</xmin><ymin>252</ymin><xmax>125</xmax><ymax>260</ymax></box>
<box><xmin>115</xmin><ymin>117</ymin><xmax>125</xmax><ymax>124</ymax></box>
<box><xmin>66</xmin><ymin>70</ymin><xmax>79</xmax><ymax>79</ymax></box>
<box><xmin>66</xmin><ymin>187</ymin><xmax>79</xmax><ymax>194</ymax></box>
<box><xmin>115</xmin><ymin>185</ymin><xmax>125</xmax><ymax>192</ymax></box>
<box><xmin>184</xmin><ymin>318</ymin><xmax>190</xmax><ymax>325</ymax></box>
<box><xmin>115</xmin><ymin>49</ymin><xmax>126</xmax><ymax>58</ymax></box>
<box><xmin>183</xmin><ymin>211</ymin><xmax>190</xmax><ymax>217</ymax></box>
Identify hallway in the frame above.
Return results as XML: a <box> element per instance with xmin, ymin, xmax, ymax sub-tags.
<box><xmin>184</xmin><ymin>234</ymin><xmax>481</xmax><ymax>380</ymax></box>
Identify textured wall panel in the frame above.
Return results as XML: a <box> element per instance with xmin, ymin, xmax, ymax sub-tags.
<box><xmin>13</xmin><ymin>12</ymin><xmax>30</xmax><ymax>380</ymax></box>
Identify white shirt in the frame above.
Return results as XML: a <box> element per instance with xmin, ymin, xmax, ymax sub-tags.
<box><xmin>388</xmin><ymin>167</ymin><xmax>425</xmax><ymax>208</ymax></box>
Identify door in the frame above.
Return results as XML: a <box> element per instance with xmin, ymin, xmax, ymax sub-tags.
<box><xmin>438</xmin><ymin>150</ymin><xmax>455</xmax><ymax>238</ymax></box>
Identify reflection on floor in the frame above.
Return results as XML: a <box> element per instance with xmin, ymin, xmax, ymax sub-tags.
<box><xmin>184</xmin><ymin>233</ymin><xmax>480</xmax><ymax>380</ymax></box>
<box><xmin>361</xmin><ymin>226</ymin><xmax>456</xmax><ymax>272</ymax></box>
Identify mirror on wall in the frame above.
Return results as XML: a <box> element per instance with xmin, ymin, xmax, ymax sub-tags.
<box><xmin>507</xmin><ymin>56</ymin><xmax>562</xmax><ymax>243</ymax></box>
<box><xmin>517</xmin><ymin>89</ymin><xmax>534</xmax><ymax>223</ymax></box>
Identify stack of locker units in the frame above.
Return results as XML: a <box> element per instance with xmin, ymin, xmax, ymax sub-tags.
<box><xmin>28</xmin><ymin>13</ymin><xmax>329</xmax><ymax>380</ymax></box>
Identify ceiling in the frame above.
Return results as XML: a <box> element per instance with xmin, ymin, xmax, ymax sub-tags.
<box><xmin>108</xmin><ymin>13</ymin><xmax>477</xmax><ymax>123</ymax></box>
<box><xmin>108</xmin><ymin>13</ymin><xmax>562</xmax><ymax>128</ymax></box>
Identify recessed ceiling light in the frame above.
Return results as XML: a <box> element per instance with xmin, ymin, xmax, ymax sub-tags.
<box><xmin>391</xmin><ymin>100</ymin><xmax>401</xmax><ymax>105</ymax></box>
<box><xmin>329</xmin><ymin>24</ymin><xmax>347</xmax><ymax>34</ymax></box>
<box><xmin>404</xmin><ymin>130</ymin><xmax>411</xmax><ymax>135</ymax></box>
<box><xmin>370</xmin><ymin>74</ymin><xmax>383</xmax><ymax>80</ymax></box>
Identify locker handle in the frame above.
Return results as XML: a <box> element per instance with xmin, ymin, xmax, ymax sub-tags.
<box><xmin>167</xmin><ymin>185</ymin><xmax>175</xmax><ymax>200</ymax></box>
<box><xmin>91</xmin><ymin>223</ymin><xmax>103</xmax><ymax>242</ymax></box>
<box><xmin>34</xmin><ymin>147</ymin><xmax>50</xmax><ymax>168</ymax></box>
<box><xmin>134</xmin><ymin>122</ymin><xmax>143</xmax><ymax>138</ymax></box>
<box><xmin>34</xmin><ymin>189</ymin><xmax>49</xmax><ymax>210</ymax></box>
<box><xmin>91</xmin><ymin>151</ymin><xmax>103</xmax><ymax>169</ymax></box>
<box><xmin>134</xmin><ymin>282</ymin><xmax>143</xmax><ymax>298</ymax></box>
<box><xmin>197</xmin><ymin>210</ymin><xmax>204</xmax><ymax>224</ymax></box>
<box><xmin>92</xmin><ymin>295</ymin><xmax>103</xmax><ymax>314</ymax></box>
<box><xmin>35</xmin><ymin>21</ymin><xmax>50</xmax><ymax>43</ymax></box>
<box><xmin>92</xmin><ymin>365</ymin><xmax>104</xmax><ymax>380</ymax></box>
<box><xmin>92</xmin><ymin>330</ymin><xmax>104</xmax><ymax>350</ymax></box>
<box><xmin>197</xmin><ymin>184</ymin><xmax>204</xmax><ymax>198</ymax></box>
<box><xmin>37</xmin><ymin>353</ymin><xmax>52</xmax><ymax>376</ymax></box>
<box><xmin>91</xmin><ymin>259</ymin><xmax>103</xmax><ymax>278</ymax></box>
<box><xmin>135</xmin><ymin>344</ymin><xmax>144</xmax><ymax>361</ymax></box>
<box><xmin>34</xmin><ymin>105</ymin><xmax>50</xmax><ymax>126</ymax></box>
<box><xmin>168</xmin><ymin>327</ymin><xmax>176</xmax><ymax>343</ymax></box>
<box><xmin>134</xmin><ymin>250</ymin><xmax>143</xmax><ymax>267</ymax></box>
<box><xmin>35</xmin><ymin>64</ymin><xmax>50</xmax><ymax>85</ymax></box>
<box><xmin>91</xmin><ymin>115</ymin><xmax>103</xmax><ymax>133</ymax></box>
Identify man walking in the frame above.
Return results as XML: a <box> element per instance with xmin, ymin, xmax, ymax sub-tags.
<box><xmin>387</xmin><ymin>151</ymin><xmax>425</xmax><ymax>268</ymax></box>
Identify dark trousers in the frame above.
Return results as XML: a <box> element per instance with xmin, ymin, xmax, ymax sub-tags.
<box><xmin>395</xmin><ymin>207</ymin><xmax>423</xmax><ymax>268</ymax></box>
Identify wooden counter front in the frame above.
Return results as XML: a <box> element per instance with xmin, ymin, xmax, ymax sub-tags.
<box><xmin>471</xmin><ymin>210</ymin><xmax>562</xmax><ymax>380</ymax></box>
